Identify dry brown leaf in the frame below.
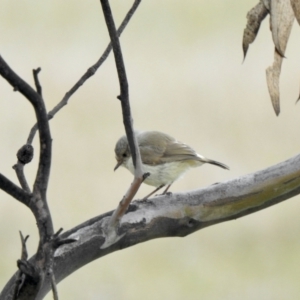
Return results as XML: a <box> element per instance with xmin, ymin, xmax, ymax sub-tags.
<box><xmin>290</xmin><ymin>0</ymin><xmax>300</xmax><ymax>26</ymax></box>
<box><xmin>266</xmin><ymin>56</ymin><xmax>281</xmax><ymax>115</ymax></box>
<box><xmin>242</xmin><ymin>1</ymin><xmax>269</xmax><ymax>60</ymax></box>
<box><xmin>270</xmin><ymin>0</ymin><xmax>294</xmax><ymax>57</ymax></box>
<box><xmin>266</xmin><ymin>0</ymin><xmax>294</xmax><ymax>115</ymax></box>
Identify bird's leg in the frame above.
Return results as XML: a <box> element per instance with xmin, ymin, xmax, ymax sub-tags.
<box><xmin>162</xmin><ymin>184</ymin><xmax>172</xmax><ymax>195</ymax></box>
<box><xmin>142</xmin><ymin>184</ymin><xmax>165</xmax><ymax>200</ymax></box>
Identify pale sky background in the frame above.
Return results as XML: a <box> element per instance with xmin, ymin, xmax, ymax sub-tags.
<box><xmin>1</xmin><ymin>1</ymin><xmax>300</xmax><ymax>299</ymax></box>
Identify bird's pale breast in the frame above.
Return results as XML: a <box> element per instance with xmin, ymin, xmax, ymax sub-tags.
<box><xmin>124</xmin><ymin>157</ymin><xmax>203</xmax><ymax>187</ymax></box>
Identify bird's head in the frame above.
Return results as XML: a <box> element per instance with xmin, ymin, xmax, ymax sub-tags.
<box><xmin>114</xmin><ymin>135</ymin><xmax>131</xmax><ymax>171</ymax></box>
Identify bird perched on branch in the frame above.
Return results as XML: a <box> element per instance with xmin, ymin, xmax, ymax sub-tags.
<box><xmin>114</xmin><ymin>131</ymin><xmax>229</xmax><ymax>199</ymax></box>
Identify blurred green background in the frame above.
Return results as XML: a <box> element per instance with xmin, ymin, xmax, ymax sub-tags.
<box><xmin>1</xmin><ymin>0</ymin><xmax>300</xmax><ymax>299</ymax></box>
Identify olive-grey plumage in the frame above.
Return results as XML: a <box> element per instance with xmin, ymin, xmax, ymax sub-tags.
<box><xmin>114</xmin><ymin>131</ymin><xmax>229</xmax><ymax>199</ymax></box>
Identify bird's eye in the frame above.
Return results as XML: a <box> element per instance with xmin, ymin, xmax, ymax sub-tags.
<box><xmin>122</xmin><ymin>153</ymin><xmax>127</xmax><ymax>158</ymax></box>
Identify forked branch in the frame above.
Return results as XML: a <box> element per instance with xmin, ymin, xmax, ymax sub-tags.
<box><xmin>0</xmin><ymin>56</ymin><xmax>52</xmax><ymax>200</ymax></box>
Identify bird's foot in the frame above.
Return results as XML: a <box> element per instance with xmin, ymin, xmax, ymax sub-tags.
<box><xmin>139</xmin><ymin>197</ymin><xmax>155</xmax><ymax>205</ymax></box>
<box><xmin>154</xmin><ymin>191</ymin><xmax>172</xmax><ymax>197</ymax></box>
<box><xmin>164</xmin><ymin>191</ymin><xmax>172</xmax><ymax>196</ymax></box>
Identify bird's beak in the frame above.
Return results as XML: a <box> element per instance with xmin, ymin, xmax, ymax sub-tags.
<box><xmin>114</xmin><ymin>160</ymin><xmax>123</xmax><ymax>171</ymax></box>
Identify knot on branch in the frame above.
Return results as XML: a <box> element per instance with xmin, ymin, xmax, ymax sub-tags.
<box><xmin>87</xmin><ymin>66</ymin><xmax>96</xmax><ymax>76</ymax></box>
<box><xmin>17</xmin><ymin>144</ymin><xmax>34</xmax><ymax>164</ymax></box>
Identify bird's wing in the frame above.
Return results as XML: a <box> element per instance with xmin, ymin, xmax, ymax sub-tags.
<box><xmin>164</xmin><ymin>141</ymin><xmax>200</xmax><ymax>162</ymax></box>
<box><xmin>138</xmin><ymin>131</ymin><xmax>169</xmax><ymax>165</ymax></box>
<box><xmin>138</xmin><ymin>131</ymin><xmax>202</xmax><ymax>165</ymax></box>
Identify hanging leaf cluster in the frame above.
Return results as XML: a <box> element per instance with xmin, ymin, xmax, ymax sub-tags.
<box><xmin>243</xmin><ymin>0</ymin><xmax>299</xmax><ymax>115</ymax></box>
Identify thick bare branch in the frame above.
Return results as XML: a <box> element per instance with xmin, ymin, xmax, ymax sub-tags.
<box><xmin>1</xmin><ymin>152</ymin><xmax>298</xmax><ymax>299</ymax></box>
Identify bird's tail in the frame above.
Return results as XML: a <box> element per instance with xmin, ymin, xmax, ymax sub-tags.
<box><xmin>205</xmin><ymin>159</ymin><xmax>229</xmax><ymax>170</ymax></box>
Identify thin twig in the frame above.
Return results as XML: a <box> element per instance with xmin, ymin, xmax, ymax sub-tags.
<box><xmin>53</xmin><ymin>227</ymin><xmax>64</xmax><ymax>238</ymax></box>
<box><xmin>50</xmin><ymin>271</ymin><xmax>59</xmax><ymax>300</ymax></box>
<box><xmin>27</xmin><ymin>123</ymin><xmax>39</xmax><ymax>145</ymax></box>
<box><xmin>13</xmin><ymin>144</ymin><xmax>34</xmax><ymax>192</ymax></box>
<box><xmin>12</xmin><ymin>232</ymin><xmax>30</xmax><ymax>300</ymax></box>
<box><xmin>100</xmin><ymin>0</ymin><xmax>134</xmax><ymax>160</ymax></box>
<box><xmin>19</xmin><ymin>231</ymin><xmax>30</xmax><ymax>261</ymax></box>
<box><xmin>26</xmin><ymin>0</ymin><xmax>141</xmax><ymax>145</ymax></box>
<box><xmin>51</xmin><ymin>227</ymin><xmax>78</xmax><ymax>248</ymax></box>
<box><xmin>109</xmin><ymin>172</ymin><xmax>149</xmax><ymax>228</ymax></box>
<box><xmin>33</xmin><ymin>68</ymin><xmax>42</xmax><ymax>96</ymax></box>
<box><xmin>0</xmin><ymin>173</ymin><xmax>31</xmax><ymax>206</ymax></box>
<box><xmin>99</xmin><ymin>0</ymin><xmax>144</xmax><ymax>228</ymax></box>
<box><xmin>13</xmin><ymin>162</ymin><xmax>31</xmax><ymax>193</ymax></box>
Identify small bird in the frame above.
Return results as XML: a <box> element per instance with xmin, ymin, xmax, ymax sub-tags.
<box><xmin>114</xmin><ymin>131</ymin><xmax>229</xmax><ymax>199</ymax></box>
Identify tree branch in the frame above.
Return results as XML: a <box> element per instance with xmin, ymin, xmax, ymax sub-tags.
<box><xmin>33</xmin><ymin>68</ymin><xmax>42</xmax><ymax>97</ymax></box>
<box><xmin>26</xmin><ymin>0</ymin><xmax>141</xmax><ymax>145</ymax></box>
<box><xmin>0</xmin><ymin>56</ymin><xmax>52</xmax><ymax>201</ymax></box>
<box><xmin>13</xmin><ymin>144</ymin><xmax>34</xmax><ymax>193</ymax></box>
<box><xmin>13</xmin><ymin>162</ymin><xmax>31</xmax><ymax>193</ymax></box>
<box><xmin>0</xmin><ymin>2</ymin><xmax>142</xmax><ymax>298</ymax></box>
<box><xmin>2</xmin><ymin>152</ymin><xmax>299</xmax><ymax>299</ymax></box>
<box><xmin>99</xmin><ymin>0</ymin><xmax>145</xmax><ymax>245</ymax></box>
<box><xmin>100</xmin><ymin>0</ymin><xmax>136</xmax><ymax>163</ymax></box>
<box><xmin>0</xmin><ymin>174</ymin><xmax>31</xmax><ymax>206</ymax></box>
<box><xmin>50</xmin><ymin>272</ymin><xmax>58</xmax><ymax>300</ymax></box>
<box><xmin>0</xmin><ymin>55</ymin><xmax>54</xmax><ymax>242</ymax></box>
<box><xmin>0</xmin><ymin>55</ymin><xmax>55</xmax><ymax>299</ymax></box>
<box><xmin>12</xmin><ymin>232</ymin><xmax>30</xmax><ymax>300</ymax></box>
